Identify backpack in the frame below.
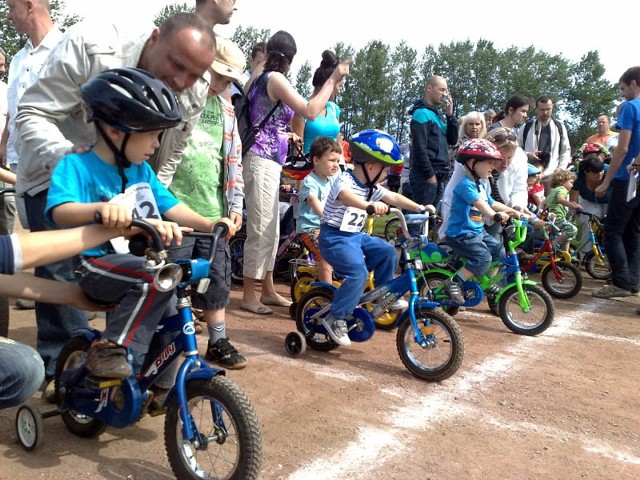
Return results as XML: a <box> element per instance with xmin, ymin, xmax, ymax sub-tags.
<box><xmin>232</xmin><ymin>73</ymin><xmax>281</xmax><ymax>154</ymax></box>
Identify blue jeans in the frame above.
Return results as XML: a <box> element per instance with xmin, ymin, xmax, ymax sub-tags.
<box><xmin>25</xmin><ymin>190</ymin><xmax>88</xmax><ymax>378</ymax></box>
<box><xmin>604</xmin><ymin>179</ymin><xmax>640</xmax><ymax>292</ymax></box>
<box><xmin>0</xmin><ymin>337</ymin><xmax>45</xmax><ymax>409</ymax></box>
<box><xmin>319</xmin><ymin>226</ymin><xmax>397</xmax><ymax>319</ymax></box>
<box><xmin>446</xmin><ymin>230</ymin><xmax>504</xmax><ymax>277</ymax></box>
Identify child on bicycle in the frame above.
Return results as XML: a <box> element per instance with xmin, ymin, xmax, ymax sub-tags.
<box><xmin>297</xmin><ymin>136</ymin><xmax>341</xmax><ymax>283</ymax></box>
<box><xmin>318</xmin><ymin>129</ymin><xmax>435</xmax><ymax>346</ymax></box>
<box><xmin>46</xmin><ymin>68</ymin><xmax>227</xmax><ymax>380</ymax></box>
<box><xmin>444</xmin><ymin>139</ymin><xmax>521</xmax><ymax>304</ymax></box>
<box><xmin>546</xmin><ymin>168</ymin><xmax>581</xmax><ymax>251</ymax></box>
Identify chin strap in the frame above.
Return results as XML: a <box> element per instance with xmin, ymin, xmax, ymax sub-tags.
<box><xmin>95</xmin><ymin>123</ymin><xmax>131</xmax><ymax>193</ymax></box>
<box><xmin>361</xmin><ymin>163</ymin><xmax>385</xmax><ymax>201</ymax></box>
<box><xmin>465</xmin><ymin>160</ymin><xmax>482</xmax><ymax>193</ymax></box>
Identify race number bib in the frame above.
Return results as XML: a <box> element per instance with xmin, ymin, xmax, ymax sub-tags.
<box><xmin>339</xmin><ymin>206</ymin><xmax>367</xmax><ymax>233</ymax></box>
<box><xmin>108</xmin><ymin>183</ymin><xmax>161</xmax><ymax>253</ymax></box>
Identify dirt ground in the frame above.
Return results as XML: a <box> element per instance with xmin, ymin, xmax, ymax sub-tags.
<box><xmin>1</xmin><ymin>272</ymin><xmax>639</xmax><ymax>480</ymax></box>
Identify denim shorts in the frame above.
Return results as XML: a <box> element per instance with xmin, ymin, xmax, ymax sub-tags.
<box><xmin>446</xmin><ymin>230</ymin><xmax>504</xmax><ymax>277</ymax></box>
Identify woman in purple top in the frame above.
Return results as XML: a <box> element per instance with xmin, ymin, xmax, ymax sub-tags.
<box><xmin>240</xmin><ymin>30</ymin><xmax>349</xmax><ymax>314</ymax></box>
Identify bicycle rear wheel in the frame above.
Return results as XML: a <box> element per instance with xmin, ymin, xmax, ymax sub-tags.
<box><xmin>228</xmin><ymin>234</ymin><xmax>246</xmax><ymax>285</ymax></box>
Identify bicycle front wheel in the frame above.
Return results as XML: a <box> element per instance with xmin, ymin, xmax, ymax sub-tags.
<box><xmin>540</xmin><ymin>261</ymin><xmax>582</xmax><ymax>299</ymax></box>
<box><xmin>165</xmin><ymin>377</ymin><xmax>262</xmax><ymax>480</ymax></box>
<box><xmin>499</xmin><ymin>284</ymin><xmax>554</xmax><ymax>336</ymax></box>
<box><xmin>396</xmin><ymin>307</ymin><xmax>464</xmax><ymax>382</ymax></box>
<box><xmin>583</xmin><ymin>251</ymin><xmax>612</xmax><ymax>280</ymax></box>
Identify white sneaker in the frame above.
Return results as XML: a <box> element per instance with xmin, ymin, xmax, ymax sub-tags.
<box><xmin>321</xmin><ymin>315</ymin><xmax>351</xmax><ymax>346</ymax></box>
<box><xmin>388</xmin><ymin>299</ymin><xmax>408</xmax><ymax>311</ymax></box>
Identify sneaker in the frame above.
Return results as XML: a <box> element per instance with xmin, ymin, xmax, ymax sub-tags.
<box><xmin>41</xmin><ymin>378</ymin><xmax>58</xmax><ymax>404</ymax></box>
<box><xmin>205</xmin><ymin>338</ymin><xmax>248</xmax><ymax>370</ymax></box>
<box><xmin>592</xmin><ymin>284</ymin><xmax>632</xmax><ymax>299</ymax></box>
<box><xmin>486</xmin><ymin>285</ymin><xmax>500</xmax><ymax>316</ymax></box>
<box><xmin>320</xmin><ymin>315</ymin><xmax>351</xmax><ymax>346</ymax></box>
<box><xmin>444</xmin><ymin>277</ymin><xmax>465</xmax><ymax>305</ymax></box>
<box><xmin>388</xmin><ymin>299</ymin><xmax>408</xmax><ymax>311</ymax></box>
<box><xmin>15</xmin><ymin>299</ymin><xmax>36</xmax><ymax>310</ymax></box>
<box><xmin>84</xmin><ymin>341</ymin><xmax>133</xmax><ymax>379</ymax></box>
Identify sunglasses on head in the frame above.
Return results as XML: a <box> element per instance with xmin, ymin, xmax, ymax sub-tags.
<box><xmin>492</xmin><ymin>132</ymin><xmax>517</xmax><ymax>142</ymax></box>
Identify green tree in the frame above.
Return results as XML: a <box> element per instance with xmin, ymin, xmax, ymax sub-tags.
<box><xmin>154</xmin><ymin>2</ymin><xmax>192</xmax><ymax>25</ymax></box>
<box><xmin>388</xmin><ymin>41</ymin><xmax>420</xmax><ymax>144</ymax></box>
<box><xmin>295</xmin><ymin>61</ymin><xmax>312</xmax><ymax>99</ymax></box>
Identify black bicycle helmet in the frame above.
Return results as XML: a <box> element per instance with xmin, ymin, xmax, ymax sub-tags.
<box><xmin>81</xmin><ymin>67</ymin><xmax>182</xmax><ymax>133</ymax></box>
<box><xmin>81</xmin><ymin>68</ymin><xmax>182</xmax><ymax>192</ymax></box>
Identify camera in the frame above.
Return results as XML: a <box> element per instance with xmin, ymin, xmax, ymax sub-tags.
<box><xmin>538</xmin><ymin>151</ymin><xmax>551</xmax><ymax>168</ymax></box>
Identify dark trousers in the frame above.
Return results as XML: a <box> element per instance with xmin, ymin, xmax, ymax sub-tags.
<box><xmin>604</xmin><ymin>179</ymin><xmax>640</xmax><ymax>292</ymax></box>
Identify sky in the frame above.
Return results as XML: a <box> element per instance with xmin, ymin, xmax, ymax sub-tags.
<box><xmin>63</xmin><ymin>0</ymin><xmax>632</xmax><ymax>86</ymax></box>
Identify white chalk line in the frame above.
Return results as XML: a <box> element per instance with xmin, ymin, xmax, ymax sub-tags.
<box><xmin>284</xmin><ymin>304</ymin><xmax>640</xmax><ymax>478</ymax></box>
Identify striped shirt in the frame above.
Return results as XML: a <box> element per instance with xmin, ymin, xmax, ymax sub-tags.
<box><xmin>321</xmin><ymin>170</ymin><xmax>387</xmax><ymax>229</ymax></box>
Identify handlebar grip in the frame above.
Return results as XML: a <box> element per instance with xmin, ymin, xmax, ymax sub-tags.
<box><xmin>94</xmin><ymin>211</ymin><xmax>104</xmax><ymax>224</ymax></box>
<box><xmin>366</xmin><ymin>204</ymin><xmax>376</xmax><ymax>216</ymax></box>
<box><xmin>212</xmin><ymin>222</ymin><xmax>229</xmax><ymax>238</ymax></box>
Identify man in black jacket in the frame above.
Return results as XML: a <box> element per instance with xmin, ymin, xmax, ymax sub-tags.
<box><xmin>407</xmin><ymin>75</ymin><xmax>458</xmax><ymax>211</ymax></box>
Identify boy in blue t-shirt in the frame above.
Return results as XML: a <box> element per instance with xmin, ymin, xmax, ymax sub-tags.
<box><xmin>46</xmin><ymin>68</ymin><xmax>222</xmax><ymax>381</ymax></box>
<box><xmin>319</xmin><ymin>129</ymin><xmax>435</xmax><ymax>347</ymax></box>
<box><xmin>444</xmin><ymin>139</ymin><xmax>520</xmax><ymax>304</ymax></box>
<box><xmin>297</xmin><ymin>137</ymin><xmax>341</xmax><ymax>283</ymax></box>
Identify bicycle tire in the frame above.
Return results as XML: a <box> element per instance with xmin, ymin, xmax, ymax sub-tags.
<box><xmin>295</xmin><ymin>287</ymin><xmax>340</xmax><ymax>351</ymax></box>
<box><xmin>583</xmin><ymin>251</ymin><xmax>612</xmax><ymax>280</ymax></box>
<box><xmin>228</xmin><ymin>234</ymin><xmax>246</xmax><ymax>285</ymax></box>
<box><xmin>396</xmin><ymin>307</ymin><xmax>464</xmax><ymax>382</ymax></box>
<box><xmin>540</xmin><ymin>261</ymin><xmax>583</xmax><ymax>299</ymax></box>
<box><xmin>420</xmin><ymin>271</ymin><xmax>460</xmax><ymax>317</ymax></box>
<box><xmin>165</xmin><ymin>377</ymin><xmax>262</xmax><ymax>480</ymax></box>
<box><xmin>55</xmin><ymin>336</ymin><xmax>107</xmax><ymax>438</ymax></box>
<box><xmin>499</xmin><ymin>284</ymin><xmax>554</xmax><ymax>336</ymax></box>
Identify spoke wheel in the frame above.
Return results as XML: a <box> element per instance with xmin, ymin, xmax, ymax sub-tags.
<box><xmin>396</xmin><ymin>307</ymin><xmax>464</xmax><ymax>381</ymax></box>
<box><xmin>540</xmin><ymin>261</ymin><xmax>583</xmax><ymax>299</ymax></box>
<box><xmin>165</xmin><ymin>377</ymin><xmax>262</xmax><ymax>480</ymax></box>
<box><xmin>499</xmin><ymin>284</ymin><xmax>554</xmax><ymax>336</ymax></box>
<box><xmin>229</xmin><ymin>234</ymin><xmax>246</xmax><ymax>285</ymax></box>
<box><xmin>583</xmin><ymin>251</ymin><xmax>612</xmax><ymax>280</ymax></box>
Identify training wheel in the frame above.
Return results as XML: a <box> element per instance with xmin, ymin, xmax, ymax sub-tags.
<box><xmin>15</xmin><ymin>402</ymin><xmax>44</xmax><ymax>451</ymax></box>
<box><xmin>285</xmin><ymin>331</ymin><xmax>306</xmax><ymax>356</ymax></box>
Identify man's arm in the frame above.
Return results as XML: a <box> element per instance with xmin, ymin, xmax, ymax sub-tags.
<box><xmin>558</xmin><ymin>122</ymin><xmax>572</xmax><ymax>169</ymax></box>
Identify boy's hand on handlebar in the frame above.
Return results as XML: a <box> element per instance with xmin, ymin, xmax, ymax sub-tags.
<box><xmin>369</xmin><ymin>201</ymin><xmax>389</xmax><ymax>216</ymax></box>
<box><xmin>216</xmin><ymin>217</ymin><xmax>238</xmax><ymax>238</ymax></box>
<box><xmin>493</xmin><ymin>212</ymin><xmax>510</xmax><ymax>224</ymax></box>
<box><xmin>97</xmin><ymin>204</ymin><xmax>132</xmax><ymax>230</ymax></box>
<box><xmin>143</xmin><ymin>218</ymin><xmax>186</xmax><ymax>246</ymax></box>
<box><xmin>422</xmin><ymin>204</ymin><xmax>436</xmax><ymax>214</ymax></box>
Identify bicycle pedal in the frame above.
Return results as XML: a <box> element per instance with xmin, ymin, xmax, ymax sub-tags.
<box><xmin>85</xmin><ymin>376</ymin><xmax>123</xmax><ymax>390</ymax></box>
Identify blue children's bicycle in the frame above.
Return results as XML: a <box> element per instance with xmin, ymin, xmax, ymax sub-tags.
<box><xmin>15</xmin><ymin>218</ymin><xmax>262</xmax><ymax>480</ymax></box>
<box><xmin>286</xmin><ymin>208</ymin><xmax>465</xmax><ymax>382</ymax></box>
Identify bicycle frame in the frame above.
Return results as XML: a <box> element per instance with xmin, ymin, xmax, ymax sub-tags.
<box><xmin>427</xmin><ymin>219</ymin><xmax>536</xmax><ymax>308</ymax></box>
<box><xmin>305</xmin><ymin>211</ymin><xmax>440</xmax><ymax>342</ymax></box>
<box><xmin>58</xmin><ymin>226</ymin><xmax>228</xmax><ymax>440</ymax></box>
